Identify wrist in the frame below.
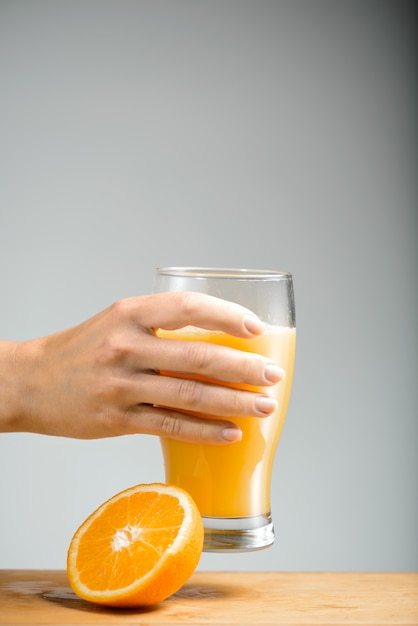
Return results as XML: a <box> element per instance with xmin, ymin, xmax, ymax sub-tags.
<box><xmin>0</xmin><ymin>339</ymin><xmax>42</xmax><ymax>433</ymax></box>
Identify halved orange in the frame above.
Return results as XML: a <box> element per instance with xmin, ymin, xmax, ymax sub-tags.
<box><xmin>67</xmin><ymin>483</ymin><xmax>204</xmax><ymax>607</ymax></box>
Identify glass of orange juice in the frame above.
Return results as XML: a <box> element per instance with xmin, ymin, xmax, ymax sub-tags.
<box><xmin>153</xmin><ymin>267</ymin><xmax>296</xmax><ymax>552</ymax></box>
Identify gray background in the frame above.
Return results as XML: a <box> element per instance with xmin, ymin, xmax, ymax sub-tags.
<box><xmin>0</xmin><ymin>0</ymin><xmax>416</xmax><ymax>571</ymax></box>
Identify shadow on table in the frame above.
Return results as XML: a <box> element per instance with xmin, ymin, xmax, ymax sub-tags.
<box><xmin>40</xmin><ymin>577</ymin><xmax>237</xmax><ymax>615</ymax></box>
<box><xmin>41</xmin><ymin>585</ymin><xmax>159</xmax><ymax>616</ymax></box>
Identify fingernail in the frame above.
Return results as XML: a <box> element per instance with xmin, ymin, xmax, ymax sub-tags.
<box><xmin>255</xmin><ymin>396</ymin><xmax>278</xmax><ymax>415</ymax></box>
<box><xmin>243</xmin><ymin>314</ymin><xmax>264</xmax><ymax>335</ymax></box>
<box><xmin>222</xmin><ymin>427</ymin><xmax>243</xmax><ymax>442</ymax></box>
<box><xmin>264</xmin><ymin>364</ymin><xmax>286</xmax><ymax>383</ymax></box>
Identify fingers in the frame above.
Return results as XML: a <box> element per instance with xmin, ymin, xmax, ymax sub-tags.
<box><xmin>134</xmin><ymin>333</ymin><xmax>285</xmax><ymax>386</ymax></box>
<box><xmin>121</xmin><ymin>292</ymin><xmax>265</xmax><ymax>337</ymax></box>
<box><xmin>102</xmin><ymin>293</ymin><xmax>283</xmax><ymax>444</ymax></box>
<box><xmin>125</xmin><ymin>373</ymin><xmax>278</xmax><ymax>419</ymax></box>
<box><xmin>123</xmin><ymin>404</ymin><xmax>244</xmax><ymax>445</ymax></box>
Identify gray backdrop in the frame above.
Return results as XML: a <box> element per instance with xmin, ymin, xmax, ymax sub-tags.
<box><xmin>0</xmin><ymin>0</ymin><xmax>416</xmax><ymax>571</ymax></box>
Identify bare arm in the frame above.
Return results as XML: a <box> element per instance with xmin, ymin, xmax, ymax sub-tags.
<box><xmin>0</xmin><ymin>292</ymin><xmax>284</xmax><ymax>444</ymax></box>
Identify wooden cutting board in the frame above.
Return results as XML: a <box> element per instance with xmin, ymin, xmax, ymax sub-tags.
<box><xmin>1</xmin><ymin>570</ymin><xmax>417</xmax><ymax>625</ymax></box>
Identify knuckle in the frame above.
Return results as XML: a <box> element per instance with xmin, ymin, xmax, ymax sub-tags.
<box><xmin>95</xmin><ymin>374</ymin><xmax>124</xmax><ymax>402</ymax></box>
<box><xmin>97</xmin><ymin>333</ymin><xmax>130</xmax><ymax>365</ymax></box>
<box><xmin>241</xmin><ymin>353</ymin><xmax>256</xmax><ymax>380</ymax></box>
<box><xmin>159</xmin><ymin>412</ymin><xmax>213</xmax><ymax>443</ymax></box>
<box><xmin>108</xmin><ymin>298</ymin><xmax>129</xmax><ymax>320</ymax></box>
<box><xmin>177</xmin><ymin>378</ymin><xmax>203</xmax><ymax>408</ymax></box>
<box><xmin>97</xmin><ymin>408</ymin><xmax>119</xmax><ymax>435</ymax></box>
<box><xmin>185</xmin><ymin>341</ymin><xmax>212</xmax><ymax>371</ymax></box>
<box><xmin>241</xmin><ymin>353</ymin><xmax>263</xmax><ymax>383</ymax></box>
<box><xmin>195</xmin><ymin>419</ymin><xmax>209</xmax><ymax>439</ymax></box>
<box><xmin>160</xmin><ymin>414</ymin><xmax>185</xmax><ymax>438</ymax></box>
<box><xmin>230</xmin><ymin>388</ymin><xmax>245</xmax><ymax>415</ymax></box>
<box><xmin>177</xmin><ymin>291</ymin><xmax>202</xmax><ymax>317</ymax></box>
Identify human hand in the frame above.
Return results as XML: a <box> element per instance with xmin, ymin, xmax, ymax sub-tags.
<box><xmin>3</xmin><ymin>292</ymin><xmax>284</xmax><ymax>444</ymax></box>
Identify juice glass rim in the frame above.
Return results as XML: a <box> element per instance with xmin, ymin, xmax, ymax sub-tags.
<box><xmin>155</xmin><ymin>267</ymin><xmax>292</xmax><ymax>280</ymax></box>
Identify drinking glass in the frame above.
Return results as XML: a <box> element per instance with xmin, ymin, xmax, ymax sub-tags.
<box><xmin>153</xmin><ymin>267</ymin><xmax>296</xmax><ymax>552</ymax></box>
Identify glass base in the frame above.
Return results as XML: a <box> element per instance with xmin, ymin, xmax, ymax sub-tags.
<box><xmin>202</xmin><ymin>513</ymin><xmax>275</xmax><ymax>552</ymax></box>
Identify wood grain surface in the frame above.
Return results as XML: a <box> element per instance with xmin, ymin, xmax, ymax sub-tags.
<box><xmin>1</xmin><ymin>570</ymin><xmax>417</xmax><ymax>625</ymax></box>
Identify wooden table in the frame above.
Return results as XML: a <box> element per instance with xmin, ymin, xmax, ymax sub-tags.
<box><xmin>1</xmin><ymin>570</ymin><xmax>417</xmax><ymax>625</ymax></box>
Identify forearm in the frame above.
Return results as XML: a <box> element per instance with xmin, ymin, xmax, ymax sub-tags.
<box><xmin>0</xmin><ymin>339</ymin><xmax>39</xmax><ymax>433</ymax></box>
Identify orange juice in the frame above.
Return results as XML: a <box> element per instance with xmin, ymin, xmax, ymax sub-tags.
<box><xmin>157</xmin><ymin>326</ymin><xmax>296</xmax><ymax>518</ymax></box>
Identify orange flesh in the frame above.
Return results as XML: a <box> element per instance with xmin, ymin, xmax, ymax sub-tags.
<box><xmin>75</xmin><ymin>492</ymin><xmax>185</xmax><ymax>591</ymax></box>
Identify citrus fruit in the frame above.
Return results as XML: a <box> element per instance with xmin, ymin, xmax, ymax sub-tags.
<box><xmin>67</xmin><ymin>483</ymin><xmax>204</xmax><ymax>607</ymax></box>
